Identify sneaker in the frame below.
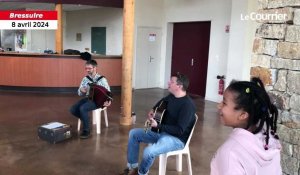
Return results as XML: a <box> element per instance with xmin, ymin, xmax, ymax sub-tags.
<box><xmin>79</xmin><ymin>130</ymin><xmax>90</xmax><ymax>139</ymax></box>
<box><xmin>119</xmin><ymin>168</ymin><xmax>138</xmax><ymax>175</ymax></box>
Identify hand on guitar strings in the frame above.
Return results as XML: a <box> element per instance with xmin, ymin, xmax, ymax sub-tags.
<box><xmin>149</xmin><ymin>118</ymin><xmax>158</xmax><ymax>128</ymax></box>
<box><xmin>144</xmin><ymin>109</ymin><xmax>158</xmax><ymax>132</ymax></box>
<box><xmin>147</xmin><ymin>109</ymin><xmax>154</xmax><ymax>120</ymax></box>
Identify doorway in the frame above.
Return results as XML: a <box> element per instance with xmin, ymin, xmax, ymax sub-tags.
<box><xmin>135</xmin><ymin>27</ymin><xmax>162</xmax><ymax>89</ymax></box>
<box><xmin>91</xmin><ymin>27</ymin><xmax>106</xmax><ymax>55</ymax></box>
<box><xmin>171</xmin><ymin>22</ymin><xmax>211</xmax><ymax>97</ymax></box>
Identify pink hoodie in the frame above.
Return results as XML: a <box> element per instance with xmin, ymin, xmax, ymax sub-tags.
<box><xmin>210</xmin><ymin>128</ymin><xmax>282</xmax><ymax>175</ymax></box>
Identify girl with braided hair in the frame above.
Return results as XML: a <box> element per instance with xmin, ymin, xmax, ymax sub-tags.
<box><xmin>210</xmin><ymin>77</ymin><xmax>282</xmax><ymax>175</ymax></box>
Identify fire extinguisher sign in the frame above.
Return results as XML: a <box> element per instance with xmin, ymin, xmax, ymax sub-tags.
<box><xmin>0</xmin><ymin>10</ymin><xmax>57</xmax><ymax>30</ymax></box>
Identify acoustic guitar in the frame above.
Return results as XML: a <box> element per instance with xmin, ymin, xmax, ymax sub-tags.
<box><xmin>144</xmin><ymin>100</ymin><xmax>167</xmax><ymax>133</ymax></box>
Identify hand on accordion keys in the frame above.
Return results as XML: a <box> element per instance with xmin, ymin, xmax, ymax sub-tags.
<box><xmin>80</xmin><ymin>84</ymin><xmax>89</xmax><ymax>94</ymax></box>
<box><xmin>103</xmin><ymin>100</ymin><xmax>111</xmax><ymax>107</ymax></box>
<box><xmin>88</xmin><ymin>83</ymin><xmax>113</xmax><ymax>108</ymax></box>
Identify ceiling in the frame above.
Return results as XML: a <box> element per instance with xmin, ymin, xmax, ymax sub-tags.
<box><xmin>0</xmin><ymin>2</ymin><xmax>99</xmax><ymax>11</ymax></box>
<box><xmin>0</xmin><ymin>1</ymin><xmax>123</xmax><ymax>11</ymax></box>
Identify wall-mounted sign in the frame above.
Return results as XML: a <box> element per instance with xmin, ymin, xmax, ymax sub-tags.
<box><xmin>149</xmin><ymin>33</ymin><xmax>156</xmax><ymax>42</ymax></box>
<box><xmin>225</xmin><ymin>25</ymin><xmax>230</xmax><ymax>33</ymax></box>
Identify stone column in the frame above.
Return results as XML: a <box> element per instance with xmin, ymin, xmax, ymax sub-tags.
<box><xmin>253</xmin><ymin>1</ymin><xmax>300</xmax><ymax>174</ymax></box>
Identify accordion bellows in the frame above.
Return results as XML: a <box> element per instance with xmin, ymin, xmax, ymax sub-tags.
<box><xmin>88</xmin><ymin>84</ymin><xmax>113</xmax><ymax>108</ymax></box>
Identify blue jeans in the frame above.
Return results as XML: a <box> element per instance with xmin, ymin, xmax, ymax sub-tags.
<box><xmin>127</xmin><ymin>128</ymin><xmax>185</xmax><ymax>175</ymax></box>
<box><xmin>70</xmin><ymin>98</ymin><xmax>97</xmax><ymax>132</ymax></box>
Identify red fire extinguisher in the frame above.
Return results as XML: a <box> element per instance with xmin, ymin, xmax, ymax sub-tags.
<box><xmin>217</xmin><ymin>75</ymin><xmax>225</xmax><ymax>95</ymax></box>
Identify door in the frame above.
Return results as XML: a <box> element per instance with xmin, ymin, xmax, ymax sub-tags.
<box><xmin>171</xmin><ymin>22</ymin><xmax>211</xmax><ymax>97</ymax></box>
<box><xmin>135</xmin><ymin>27</ymin><xmax>162</xmax><ymax>89</ymax></box>
<box><xmin>91</xmin><ymin>27</ymin><xmax>106</xmax><ymax>54</ymax></box>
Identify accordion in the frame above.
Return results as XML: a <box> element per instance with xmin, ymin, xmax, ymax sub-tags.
<box><xmin>88</xmin><ymin>84</ymin><xmax>113</xmax><ymax>108</ymax></box>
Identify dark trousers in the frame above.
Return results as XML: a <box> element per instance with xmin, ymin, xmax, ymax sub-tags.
<box><xmin>70</xmin><ymin>98</ymin><xmax>97</xmax><ymax>132</ymax></box>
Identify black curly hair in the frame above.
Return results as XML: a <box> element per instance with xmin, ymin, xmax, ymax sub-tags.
<box><xmin>227</xmin><ymin>77</ymin><xmax>279</xmax><ymax>150</ymax></box>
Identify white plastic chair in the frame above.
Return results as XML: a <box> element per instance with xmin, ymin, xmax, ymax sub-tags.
<box><xmin>77</xmin><ymin>107</ymin><xmax>108</xmax><ymax>134</ymax></box>
<box><xmin>158</xmin><ymin>114</ymin><xmax>198</xmax><ymax>175</ymax></box>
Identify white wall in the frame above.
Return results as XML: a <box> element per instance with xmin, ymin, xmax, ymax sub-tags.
<box><xmin>2</xmin><ymin>1</ymin><xmax>256</xmax><ymax>104</ymax></box>
<box><xmin>1</xmin><ymin>30</ymin><xmax>15</xmax><ymax>50</ymax></box>
<box><xmin>161</xmin><ymin>0</ymin><xmax>232</xmax><ymax>102</ymax></box>
<box><xmin>134</xmin><ymin>0</ymin><xmax>258</xmax><ymax>102</ymax></box>
<box><xmin>27</xmin><ymin>30</ymin><xmax>55</xmax><ymax>53</ymax></box>
<box><xmin>0</xmin><ymin>29</ymin><xmax>55</xmax><ymax>53</ymax></box>
<box><xmin>226</xmin><ymin>0</ymin><xmax>258</xmax><ymax>87</ymax></box>
<box><xmin>65</xmin><ymin>7</ymin><xmax>123</xmax><ymax>55</ymax></box>
<box><xmin>133</xmin><ymin>0</ymin><xmax>164</xmax><ymax>88</ymax></box>
<box><xmin>2</xmin><ymin>7</ymin><xmax>123</xmax><ymax>54</ymax></box>
<box><xmin>135</xmin><ymin>0</ymin><xmax>164</xmax><ymax>27</ymax></box>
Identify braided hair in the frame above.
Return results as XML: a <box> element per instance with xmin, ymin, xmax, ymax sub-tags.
<box><xmin>227</xmin><ymin>77</ymin><xmax>279</xmax><ymax>150</ymax></box>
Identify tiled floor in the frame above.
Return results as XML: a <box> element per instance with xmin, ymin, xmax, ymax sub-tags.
<box><xmin>0</xmin><ymin>88</ymin><xmax>231</xmax><ymax>175</ymax></box>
